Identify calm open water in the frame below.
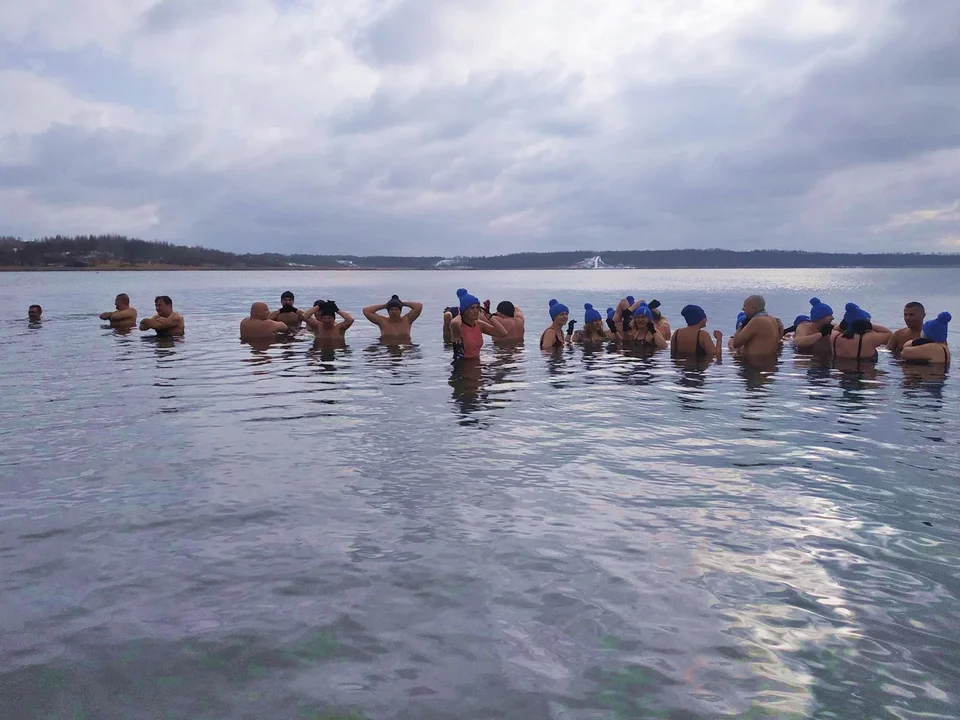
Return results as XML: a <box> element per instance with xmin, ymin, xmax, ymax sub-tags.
<box><xmin>1</xmin><ymin>268</ymin><xmax>959</xmax><ymax>720</ymax></box>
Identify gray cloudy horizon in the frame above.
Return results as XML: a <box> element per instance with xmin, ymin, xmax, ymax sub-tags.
<box><xmin>1</xmin><ymin>0</ymin><xmax>958</xmax><ymax>255</ymax></box>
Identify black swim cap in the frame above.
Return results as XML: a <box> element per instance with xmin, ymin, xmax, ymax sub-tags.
<box><xmin>319</xmin><ymin>301</ymin><xmax>337</xmax><ymax>318</ymax></box>
<box><xmin>496</xmin><ymin>301</ymin><xmax>515</xmax><ymax>317</ymax></box>
<box><xmin>281</xmin><ymin>291</ymin><xmax>295</xmax><ymax>301</ymax></box>
<box><xmin>386</xmin><ymin>295</ymin><xmax>402</xmax><ymax>310</ymax></box>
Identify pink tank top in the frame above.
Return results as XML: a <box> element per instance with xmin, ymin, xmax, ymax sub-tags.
<box><xmin>461</xmin><ymin>322</ymin><xmax>483</xmax><ymax>358</ymax></box>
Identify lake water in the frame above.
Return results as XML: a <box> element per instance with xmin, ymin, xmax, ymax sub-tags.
<box><xmin>1</xmin><ymin>268</ymin><xmax>958</xmax><ymax>720</ymax></box>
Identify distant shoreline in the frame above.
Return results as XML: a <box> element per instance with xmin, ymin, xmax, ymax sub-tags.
<box><xmin>2</xmin><ymin>264</ymin><xmax>955</xmax><ymax>272</ymax></box>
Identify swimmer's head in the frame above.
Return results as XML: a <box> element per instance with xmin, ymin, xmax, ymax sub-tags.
<box><xmin>548</xmin><ymin>299</ymin><xmax>569</xmax><ymax>324</ymax></box>
<box><xmin>319</xmin><ymin>301</ymin><xmax>338</xmax><ymax>328</ymax></box>
<box><xmin>793</xmin><ymin>314</ymin><xmax>811</xmax><ymax>328</ymax></box>
<box><xmin>457</xmin><ymin>288</ymin><xmax>479</xmax><ymax>313</ymax></box>
<box><xmin>904</xmin><ymin>301</ymin><xmax>925</xmax><ymax>330</ymax></box>
<box><xmin>154</xmin><ymin>295</ymin><xmax>173</xmax><ymax>317</ymax></box>
<box><xmin>386</xmin><ymin>295</ymin><xmax>403</xmax><ymax>318</ymax></box>
<box><xmin>496</xmin><ymin>301</ymin><xmax>515</xmax><ymax>318</ymax></box>
<box><xmin>280</xmin><ymin>291</ymin><xmax>295</xmax><ymax>308</ymax></box>
<box><xmin>115</xmin><ymin>293</ymin><xmax>130</xmax><ymax>310</ymax></box>
<box><xmin>28</xmin><ymin>304</ymin><xmax>42</xmax><ymax>321</ymax></box>
<box><xmin>743</xmin><ymin>295</ymin><xmax>765</xmax><ymax>316</ymax></box>
<box><xmin>445</xmin><ymin>306</ymin><xmax>460</xmax><ymax>318</ymax></box>
<box><xmin>681</xmin><ymin>304</ymin><xmax>706</xmax><ymax>327</ymax></box>
<box><xmin>250</xmin><ymin>302</ymin><xmax>270</xmax><ymax>320</ymax></box>
<box><xmin>922</xmin><ymin>311</ymin><xmax>951</xmax><ymax>342</ymax></box>
<box><xmin>632</xmin><ymin>302</ymin><xmax>653</xmax><ymax>321</ymax></box>
<box><xmin>584</xmin><ymin>303</ymin><xmax>602</xmax><ymax>328</ymax></box>
<box><xmin>809</xmin><ymin>297</ymin><xmax>833</xmax><ymax>324</ymax></box>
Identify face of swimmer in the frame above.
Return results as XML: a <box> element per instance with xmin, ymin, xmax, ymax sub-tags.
<box><xmin>463</xmin><ymin>303</ymin><xmax>481</xmax><ymax>324</ymax></box>
<box><xmin>554</xmin><ymin>310</ymin><xmax>569</xmax><ymax>326</ymax></box>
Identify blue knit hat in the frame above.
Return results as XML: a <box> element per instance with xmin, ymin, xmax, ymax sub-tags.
<box><xmin>626</xmin><ymin>296</ymin><xmax>635</xmax><ymax>307</ymax></box>
<box><xmin>680</xmin><ymin>304</ymin><xmax>706</xmax><ymax>326</ymax></box>
<box><xmin>548</xmin><ymin>299</ymin><xmax>569</xmax><ymax>320</ymax></box>
<box><xmin>584</xmin><ymin>303</ymin><xmax>602</xmax><ymax>324</ymax></box>
<box><xmin>809</xmin><ymin>297</ymin><xmax>833</xmax><ymax>322</ymax></box>
<box><xmin>606</xmin><ymin>307</ymin><xmax>615</xmax><ymax>321</ymax></box>
<box><xmin>793</xmin><ymin>314</ymin><xmax>811</xmax><ymax>327</ymax></box>
<box><xmin>843</xmin><ymin>302</ymin><xmax>870</xmax><ymax>327</ymax></box>
<box><xmin>633</xmin><ymin>302</ymin><xmax>653</xmax><ymax>320</ymax></box>
<box><xmin>457</xmin><ymin>288</ymin><xmax>480</xmax><ymax>312</ymax></box>
<box><xmin>922</xmin><ymin>311</ymin><xmax>951</xmax><ymax>343</ymax></box>
<box><xmin>736</xmin><ymin>311</ymin><xmax>747</xmax><ymax>329</ymax></box>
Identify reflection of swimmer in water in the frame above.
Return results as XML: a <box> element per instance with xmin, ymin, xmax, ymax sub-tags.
<box><xmin>793</xmin><ymin>298</ymin><xmax>833</xmax><ymax>352</ymax></box>
<box><xmin>269</xmin><ymin>291</ymin><xmax>305</xmax><ymax>330</ymax></box>
<box><xmin>830</xmin><ymin>303</ymin><xmax>891</xmax><ymax>362</ymax></box>
<box><xmin>306</xmin><ymin>300</ymin><xmax>353</xmax><ymax>343</ymax></box>
<box><xmin>730</xmin><ymin>295</ymin><xmax>780</xmax><ymax>358</ymax></box>
<box><xmin>888</xmin><ymin>301</ymin><xmax>926</xmax><ymax>352</ymax></box>
<box><xmin>571</xmin><ymin>304</ymin><xmax>614</xmax><ymax>343</ymax></box>
<box><xmin>363</xmin><ymin>295</ymin><xmax>423</xmax><ymax>344</ymax></box>
<box><xmin>139</xmin><ymin>296</ymin><xmax>184</xmax><ymax>336</ymax></box>
<box><xmin>28</xmin><ymin>304</ymin><xmax>42</xmax><ymax>323</ymax></box>
<box><xmin>240</xmin><ymin>302</ymin><xmax>290</xmax><ymax>341</ymax></box>
<box><xmin>902</xmin><ymin>311</ymin><xmax>951</xmax><ymax>365</ymax></box>
<box><xmin>450</xmin><ymin>288</ymin><xmax>507</xmax><ymax>359</ymax></box>
<box><xmin>540</xmin><ymin>299</ymin><xmax>572</xmax><ymax>350</ymax></box>
<box><xmin>671</xmin><ymin>305</ymin><xmax>722</xmax><ymax>359</ymax></box>
<box><xmin>99</xmin><ymin>293</ymin><xmax>138</xmax><ymax>327</ymax></box>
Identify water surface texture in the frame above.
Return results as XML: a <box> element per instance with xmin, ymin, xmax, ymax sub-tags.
<box><xmin>1</xmin><ymin>269</ymin><xmax>959</xmax><ymax>720</ymax></box>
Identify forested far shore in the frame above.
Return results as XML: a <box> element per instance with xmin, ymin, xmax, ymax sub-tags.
<box><xmin>2</xmin><ymin>235</ymin><xmax>959</xmax><ymax>270</ymax></box>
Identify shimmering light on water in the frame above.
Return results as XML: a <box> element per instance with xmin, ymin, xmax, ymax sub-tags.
<box><xmin>1</xmin><ymin>269</ymin><xmax>958</xmax><ymax>719</ymax></box>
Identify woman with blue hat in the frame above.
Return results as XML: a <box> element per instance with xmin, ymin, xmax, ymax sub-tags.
<box><xmin>671</xmin><ymin>305</ymin><xmax>722</xmax><ymax>359</ymax></box>
<box><xmin>830</xmin><ymin>303</ymin><xmax>892</xmax><ymax>362</ymax></box>
<box><xmin>540</xmin><ymin>299</ymin><xmax>572</xmax><ymax>349</ymax></box>
<box><xmin>621</xmin><ymin>300</ymin><xmax>667</xmax><ymax>349</ymax></box>
<box><xmin>902</xmin><ymin>312</ymin><xmax>952</xmax><ymax>364</ymax></box>
<box><xmin>449</xmin><ymin>288</ymin><xmax>507</xmax><ymax>360</ymax></box>
<box><xmin>571</xmin><ymin>303</ymin><xmax>616</xmax><ymax>343</ymax></box>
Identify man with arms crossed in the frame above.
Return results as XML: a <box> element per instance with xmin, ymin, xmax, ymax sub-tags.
<box><xmin>140</xmin><ymin>296</ymin><xmax>184</xmax><ymax>336</ymax></box>
<box><xmin>730</xmin><ymin>295</ymin><xmax>781</xmax><ymax>357</ymax></box>
<box><xmin>888</xmin><ymin>302</ymin><xmax>925</xmax><ymax>352</ymax></box>
<box><xmin>99</xmin><ymin>293</ymin><xmax>138</xmax><ymax>326</ymax></box>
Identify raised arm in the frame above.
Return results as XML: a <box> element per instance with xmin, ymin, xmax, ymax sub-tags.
<box><xmin>449</xmin><ymin>314</ymin><xmax>463</xmax><ymax>343</ymax></box>
<box><xmin>402</xmin><ymin>301</ymin><xmax>423</xmax><ymax>324</ymax></box>
<box><xmin>651</xmin><ymin>330</ymin><xmax>667</xmax><ymax>350</ymax></box>
<box><xmin>711</xmin><ymin>330</ymin><xmax>723</xmax><ymax>359</ymax></box>
<box><xmin>337</xmin><ymin>310</ymin><xmax>354</xmax><ymax>331</ymax></box>
<box><xmin>479</xmin><ymin>314</ymin><xmax>507</xmax><ymax>338</ymax></box>
<box><xmin>870</xmin><ymin>324</ymin><xmax>892</xmax><ymax>342</ymax></box>
<box><xmin>362</xmin><ymin>304</ymin><xmax>387</xmax><ymax>326</ymax></box>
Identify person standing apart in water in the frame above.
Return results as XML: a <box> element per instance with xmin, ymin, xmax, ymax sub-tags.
<box><xmin>730</xmin><ymin>295</ymin><xmax>780</xmax><ymax>357</ymax></box>
<box><xmin>449</xmin><ymin>288</ymin><xmax>507</xmax><ymax>359</ymax></box>
<box><xmin>140</xmin><ymin>296</ymin><xmax>184</xmax><ymax>336</ymax></box>
<box><xmin>540</xmin><ymin>299</ymin><xmax>573</xmax><ymax>350</ymax></box>
<box><xmin>902</xmin><ymin>312</ymin><xmax>951</xmax><ymax>365</ymax></box>
<box><xmin>671</xmin><ymin>305</ymin><xmax>721</xmax><ymax>359</ymax></box>
<box><xmin>270</xmin><ymin>291</ymin><xmax>304</xmax><ymax>330</ymax></box>
<box><xmin>99</xmin><ymin>293</ymin><xmax>137</xmax><ymax>326</ymax></box>
<box><xmin>27</xmin><ymin>305</ymin><xmax>42</xmax><ymax>323</ymax></box>
<box><xmin>306</xmin><ymin>300</ymin><xmax>354</xmax><ymax>343</ymax></box>
<box><xmin>363</xmin><ymin>295</ymin><xmax>423</xmax><ymax>344</ymax></box>
<box><xmin>888</xmin><ymin>302</ymin><xmax>926</xmax><ymax>352</ymax></box>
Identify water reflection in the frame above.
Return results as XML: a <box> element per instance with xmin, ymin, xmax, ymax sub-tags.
<box><xmin>449</xmin><ymin>358</ymin><xmax>488</xmax><ymax>426</ymax></box>
<box><xmin>671</xmin><ymin>357</ymin><xmax>711</xmax><ymax>412</ymax></box>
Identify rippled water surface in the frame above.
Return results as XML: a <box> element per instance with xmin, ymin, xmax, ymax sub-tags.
<box><xmin>2</xmin><ymin>269</ymin><xmax>959</xmax><ymax>720</ymax></box>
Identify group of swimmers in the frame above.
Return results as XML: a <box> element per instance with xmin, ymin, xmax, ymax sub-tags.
<box><xmin>26</xmin><ymin>289</ymin><xmax>953</xmax><ymax>366</ymax></box>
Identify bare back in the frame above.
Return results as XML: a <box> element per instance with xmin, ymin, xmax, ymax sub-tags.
<box><xmin>734</xmin><ymin>315</ymin><xmax>780</xmax><ymax>356</ymax></box>
<box><xmin>494</xmin><ymin>315</ymin><xmax>525</xmax><ymax>343</ymax></box>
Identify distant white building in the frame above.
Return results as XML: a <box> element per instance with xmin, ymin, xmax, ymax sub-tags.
<box><xmin>570</xmin><ymin>255</ymin><xmax>633</xmax><ymax>269</ymax></box>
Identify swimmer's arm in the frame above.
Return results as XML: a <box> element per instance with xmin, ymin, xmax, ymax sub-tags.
<box><xmin>99</xmin><ymin>310</ymin><xmax>114</xmax><ymax>320</ymax></box>
<box><xmin>110</xmin><ymin>307</ymin><xmax>137</xmax><ymax>321</ymax></box>
<box><xmin>305</xmin><ymin>315</ymin><xmax>319</xmax><ymax>330</ymax></box>
<box><xmin>540</xmin><ymin>328</ymin><xmax>557</xmax><ymax>350</ymax></box>
<box><xmin>794</xmin><ymin>329</ymin><xmax>826</xmax><ymax>348</ymax></box>
<box><xmin>362</xmin><ymin>304</ymin><xmax>387</xmax><ymax>326</ymax></box>
<box><xmin>272</xmin><ymin>320</ymin><xmax>291</xmax><ymax>333</ymax></box>
<box><xmin>711</xmin><ymin>330</ymin><xmax>723</xmax><ymax>359</ymax></box>
<box><xmin>337</xmin><ymin>310</ymin><xmax>354</xmax><ymax>331</ymax></box>
<box><xmin>402</xmin><ymin>301</ymin><xmax>423</xmax><ymax>323</ymax></box>
<box><xmin>443</xmin><ymin>312</ymin><xmax>453</xmax><ymax>334</ymax></box>
<box><xmin>268</xmin><ymin>310</ymin><xmax>280</xmax><ymax>320</ymax></box>
<box><xmin>301</xmin><ymin>306</ymin><xmax>318</xmax><ymax>320</ymax></box>
<box><xmin>652</xmin><ymin>331</ymin><xmax>667</xmax><ymax>350</ymax></box>
<box><xmin>658</xmin><ymin>321</ymin><xmax>671</xmax><ymax>339</ymax></box>
<box><xmin>449</xmin><ymin>314</ymin><xmax>463</xmax><ymax>342</ymax></box>
<box><xmin>730</xmin><ymin>321</ymin><xmax>758</xmax><ymax>349</ymax></box>
<box><xmin>139</xmin><ymin>315</ymin><xmax>164</xmax><ymax>330</ymax></box>
<box><xmin>571</xmin><ymin>329</ymin><xmax>584</xmax><ymax>343</ymax></box>
<box><xmin>900</xmin><ymin>342</ymin><xmax>929</xmax><ymax>362</ymax></box>
<box><xmin>479</xmin><ymin>315</ymin><xmax>507</xmax><ymax>338</ymax></box>
<box><xmin>870</xmin><ymin>324</ymin><xmax>892</xmax><ymax>342</ymax></box>
<box><xmin>699</xmin><ymin>329</ymin><xmax>718</xmax><ymax>357</ymax></box>
<box><xmin>886</xmin><ymin>329</ymin><xmax>905</xmax><ymax>351</ymax></box>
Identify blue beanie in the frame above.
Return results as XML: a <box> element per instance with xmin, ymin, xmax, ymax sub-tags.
<box><xmin>584</xmin><ymin>303</ymin><xmax>602</xmax><ymax>324</ymax></box>
<box><xmin>793</xmin><ymin>314</ymin><xmax>811</xmax><ymax>327</ymax></box>
<box><xmin>633</xmin><ymin>302</ymin><xmax>653</xmax><ymax>320</ymax></box>
<box><xmin>606</xmin><ymin>307</ymin><xmax>615</xmax><ymax>321</ymax></box>
<box><xmin>626</xmin><ymin>296</ymin><xmax>635</xmax><ymax>307</ymax></box>
<box><xmin>548</xmin><ymin>299</ymin><xmax>569</xmax><ymax>320</ymax></box>
<box><xmin>736</xmin><ymin>311</ymin><xmax>747</xmax><ymax>329</ymax></box>
<box><xmin>457</xmin><ymin>288</ymin><xmax>480</xmax><ymax>312</ymax></box>
<box><xmin>843</xmin><ymin>302</ymin><xmax>870</xmax><ymax>327</ymax></box>
<box><xmin>922</xmin><ymin>311</ymin><xmax>951</xmax><ymax>343</ymax></box>
<box><xmin>680</xmin><ymin>304</ymin><xmax>706</xmax><ymax>326</ymax></box>
<box><xmin>809</xmin><ymin>297</ymin><xmax>833</xmax><ymax>322</ymax></box>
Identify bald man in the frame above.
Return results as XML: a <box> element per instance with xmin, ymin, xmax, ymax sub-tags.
<box><xmin>240</xmin><ymin>302</ymin><xmax>290</xmax><ymax>340</ymax></box>
<box><xmin>730</xmin><ymin>295</ymin><xmax>781</xmax><ymax>357</ymax></box>
<box><xmin>99</xmin><ymin>293</ymin><xmax>138</xmax><ymax>326</ymax></box>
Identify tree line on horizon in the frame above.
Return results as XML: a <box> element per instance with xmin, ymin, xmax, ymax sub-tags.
<box><xmin>1</xmin><ymin>234</ymin><xmax>958</xmax><ymax>269</ymax></box>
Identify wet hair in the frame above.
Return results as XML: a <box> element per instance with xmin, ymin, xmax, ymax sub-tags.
<box><xmin>318</xmin><ymin>301</ymin><xmax>337</xmax><ymax>318</ymax></box>
<box><xmin>281</xmin><ymin>291</ymin><xmax>295</xmax><ymax>301</ymax></box>
<box><xmin>386</xmin><ymin>295</ymin><xmax>403</xmax><ymax>311</ymax></box>
<box><xmin>154</xmin><ymin>295</ymin><xmax>173</xmax><ymax>307</ymax></box>
<box><xmin>905</xmin><ymin>301</ymin><xmax>925</xmax><ymax>312</ymax></box>
<box><xmin>496</xmin><ymin>301</ymin><xmax>515</xmax><ymax>317</ymax></box>
<box><xmin>116</xmin><ymin>293</ymin><xmax>130</xmax><ymax>304</ymax></box>
<box><xmin>29</xmin><ymin>304</ymin><xmax>42</xmax><ymax>313</ymax></box>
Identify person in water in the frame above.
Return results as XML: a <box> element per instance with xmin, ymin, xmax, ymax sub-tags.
<box><xmin>902</xmin><ymin>311</ymin><xmax>951</xmax><ymax>365</ymax></box>
<box><xmin>363</xmin><ymin>295</ymin><xmax>423</xmax><ymax>343</ymax></box>
<box><xmin>306</xmin><ymin>300</ymin><xmax>354</xmax><ymax>341</ymax></box>
<box><xmin>783</xmin><ymin>314</ymin><xmax>810</xmax><ymax>337</ymax></box>
<box><xmin>623</xmin><ymin>301</ymin><xmax>667</xmax><ymax>348</ymax></box>
<box><xmin>449</xmin><ymin>288</ymin><xmax>507</xmax><ymax>359</ymax></box>
<box><xmin>888</xmin><ymin>301</ymin><xmax>926</xmax><ymax>352</ymax></box>
<box><xmin>99</xmin><ymin>293</ymin><xmax>138</xmax><ymax>326</ymax></box>
<box><xmin>793</xmin><ymin>297</ymin><xmax>834</xmax><ymax>350</ymax></box>
<box><xmin>492</xmin><ymin>301</ymin><xmax>525</xmax><ymax>343</ymax></box>
<box><xmin>442</xmin><ymin>306</ymin><xmax>460</xmax><ymax>343</ymax></box>
<box><xmin>671</xmin><ymin>305</ymin><xmax>722</xmax><ymax>359</ymax></box>
<box><xmin>649</xmin><ymin>299</ymin><xmax>671</xmax><ymax>340</ymax></box>
<box><xmin>830</xmin><ymin>303</ymin><xmax>891</xmax><ymax>361</ymax></box>
<box><xmin>270</xmin><ymin>291</ymin><xmax>304</xmax><ymax>329</ymax></box>
<box><xmin>540</xmin><ymin>299</ymin><xmax>573</xmax><ymax>349</ymax></box>
<box><xmin>139</xmin><ymin>296</ymin><xmax>184</xmax><ymax>336</ymax></box>
<box><xmin>571</xmin><ymin>304</ymin><xmax>614</xmax><ymax>343</ymax></box>
<box><xmin>240</xmin><ymin>302</ymin><xmax>291</xmax><ymax>340</ymax></box>
<box><xmin>28</xmin><ymin>304</ymin><xmax>42</xmax><ymax>322</ymax></box>
<box><xmin>730</xmin><ymin>295</ymin><xmax>781</xmax><ymax>356</ymax></box>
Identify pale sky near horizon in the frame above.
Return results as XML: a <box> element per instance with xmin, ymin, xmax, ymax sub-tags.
<box><xmin>1</xmin><ymin>0</ymin><xmax>958</xmax><ymax>255</ymax></box>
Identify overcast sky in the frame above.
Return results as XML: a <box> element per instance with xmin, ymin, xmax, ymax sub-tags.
<box><xmin>1</xmin><ymin>0</ymin><xmax>958</xmax><ymax>255</ymax></box>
